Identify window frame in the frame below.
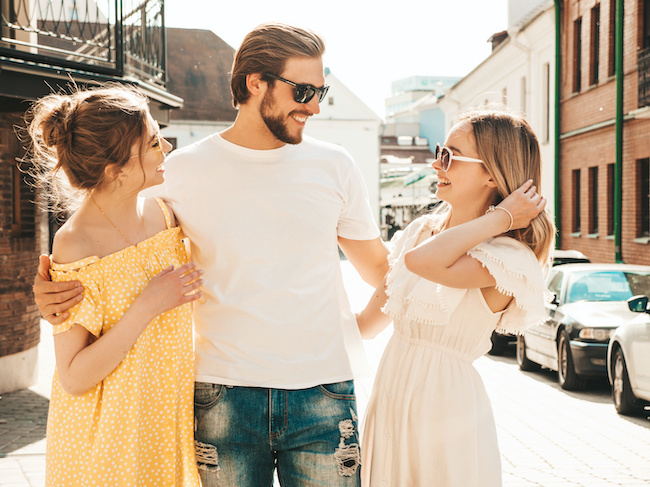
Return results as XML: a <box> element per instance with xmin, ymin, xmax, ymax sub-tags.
<box><xmin>572</xmin><ymin>168</ymin><xmax>582</xmax><ymax>234</ymax></box>
<box><xmin>574</xmin><ymin>17</ymin><xmax>583</xmax><ymax>93</ymax></box>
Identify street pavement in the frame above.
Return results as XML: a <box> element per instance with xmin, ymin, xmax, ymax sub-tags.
<box><xmin>1</xmin><ymin>260</ymin><xmax>649</xmax><ymax>486</ymax></box>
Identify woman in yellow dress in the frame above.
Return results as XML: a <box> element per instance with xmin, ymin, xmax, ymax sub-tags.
<box><xmin>26</xmin><ymin>85</ymin><xmax>203</xmax><ymax>486</ymax></box>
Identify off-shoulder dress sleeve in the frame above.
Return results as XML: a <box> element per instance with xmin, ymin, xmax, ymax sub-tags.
<box><xmin>467</xmin><ymin>236</ymin><xmax>552</xmax><ymax>334</ymax></box>
<box><xmin>50</xmin><ymin>257</ymin><xmax>104</xmax><ymax>337</ymax></box>
<box><xmin>382</xmin><ymin>216</ymin><xmax>469</xmax><ymax>326</ymax></box>
<box><xmin>384</xmin><ymin>217</ymin><xmax>431</xmax><ymax>287</ymax></box>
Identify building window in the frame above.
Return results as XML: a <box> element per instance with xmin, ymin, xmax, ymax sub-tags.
<box><xmin>520</xmin><ymin>76</ymin><xmax>527</xmax><ymax>114</ymax></box>
<box><xmin>638</xmin><ymin>158</ymin><xmax>650</xmax><ymax>237</ymax></box>
<box><xmin>542</xmin><ymin>63</ymin><xmax>550</xmax><ymax>143</ymax></box>
<box><xmin>572</xmin><ymin>169</ymin><xmax>581</xmax><ymax>233</ymax></box>
<box><xmin>607</xmin><ymin>163</ymin><xmax>615</xmax><ymax>236</ymax></box>
<box><xmin>588</xmin><ymin>166</ymin><xmax>599</xmax><ymax>234</ymax></box>
<box><xmin>328</xmin><ymin>97</ymin><xmax>334</xmax><ymax>106</ymax></box>
<box><xmin>574</xmin><ymin>17</ymin><xmax>583</xmax><ymax>93</ymax></box>
<box><xmin>590</xmin><ymin>4</ymin><xmax>601</xmax><ymax>86</ymax></box>
<box><xmin>10</xmin><ymin>160</ymin><xmax>36</xmax><ymax>239</ymax></box>
<box><xmin>608</xmin><ymin>0</ymin><xmax>616</xmax><ymax>77</ymax></box>
<box><xmin>502</xmin><ymin>87</ymin><xmax>507</xmax><ymax>106</ymax></box>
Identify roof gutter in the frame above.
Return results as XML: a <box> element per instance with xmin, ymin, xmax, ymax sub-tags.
<box><xmin>554</xmin><ymin>0</ymin><xmax>562</xmax><ymax>249</ymax></box>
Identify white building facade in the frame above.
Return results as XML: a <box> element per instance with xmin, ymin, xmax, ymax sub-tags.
<box><xmin>307</xmin><ymin>69</ymin><xmax>382</xmax><ymax>223</ymax></box>
<box><xmin>439</xmin><ymin>0</ymin><xmax>556</xmax><ymax>217</ymax></box>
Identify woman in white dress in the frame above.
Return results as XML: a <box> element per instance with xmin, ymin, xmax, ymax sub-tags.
<box><xmin>357</xmin><ymin>109</ymin><xmax>556</xmax><ymax>487</ymax></box>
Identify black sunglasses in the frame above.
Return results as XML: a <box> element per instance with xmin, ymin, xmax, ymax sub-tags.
<box><xmin>266</xmin><ymin>74</ymin><xmax>330</xmax><ymax>104</ymax></box>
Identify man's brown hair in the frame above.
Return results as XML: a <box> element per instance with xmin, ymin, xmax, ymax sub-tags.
<box><xmin>230</xmin><ymin>22</ymin><xmax>325</xmax><ymax>108</ymax></box>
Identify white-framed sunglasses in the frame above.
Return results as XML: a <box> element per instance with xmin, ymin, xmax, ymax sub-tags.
<box><xmin>129</xmin><ymin>133</ymin><xmax>166</xmax><ymax>159</ymax></box>
<box><xmin>434</xmin><ymin>143</ymin><xmax>483</xmax><ymax>171</ymax></box>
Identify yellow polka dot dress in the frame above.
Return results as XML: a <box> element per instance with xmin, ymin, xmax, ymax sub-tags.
<box><xmin>46</xmin><ymin>200</ymin><xmax>200</xmax><ymax>487</ymax></box>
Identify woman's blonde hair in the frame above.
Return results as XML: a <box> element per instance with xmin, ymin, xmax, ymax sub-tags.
<box><xmin>459</xmin><ymin>108</ymin><xmax>556</xmax><ymax>265</ymax></box>
<box><xmin>24</xmin><ymin>83</ymin><xmax>151</xmax><ymax>213</ymax></box>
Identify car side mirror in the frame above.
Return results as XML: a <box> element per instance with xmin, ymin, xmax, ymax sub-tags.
<box><xmin>627</xmin><ymin>295</ymin><xmax>650</xmax><ymax>314</ymax></box>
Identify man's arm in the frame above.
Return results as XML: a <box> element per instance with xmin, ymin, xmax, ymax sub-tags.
<box><xmin>356</xmin><ymin>276</ymin><xmax>392</xmax><ymax>339</ymax></box>
<box><xmin>338</xmin><ymin>237</ymin><xmax>389</xmax><ymax>288</ymax></box>
<box><xmin>33</xmin><ymin>254</ymin><xmax>84</xmax><ymax>324</ymax></box>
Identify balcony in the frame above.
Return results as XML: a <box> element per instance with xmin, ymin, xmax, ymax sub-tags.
<box><xmin>640</xmin><ymin>47</ymin><xmax>650</xmax><ymax>109</ymax></box>
<box><xmin>0</xmin><ymin>0</ymin><xmax>181</xmax><ymax>111</ymax></box>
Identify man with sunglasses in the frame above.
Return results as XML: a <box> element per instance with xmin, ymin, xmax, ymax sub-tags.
<box><xmin>34</xmin><ymin>22</ymin><xmax>388</xmax><ymax>486</ymax></box>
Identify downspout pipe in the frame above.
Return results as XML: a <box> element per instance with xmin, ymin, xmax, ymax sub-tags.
<box><xmin>554</xmin><ymin>0</ymin><xmax>562</xmax><ymax>248</ymax></box>
<box><xmin>614</xmin><ymin>0</ymin><xmax>624</xmax><ymax>263</ymax></box>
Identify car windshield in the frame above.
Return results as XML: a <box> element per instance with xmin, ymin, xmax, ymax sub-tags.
<box><xmin>566</xmin><ymin>270</ymin><xmax>650</xmax><ymax>303</ymax></box>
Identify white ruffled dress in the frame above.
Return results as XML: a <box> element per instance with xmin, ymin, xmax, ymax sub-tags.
<box><xmin>361</xmin><ymin>215</ymin><xmax>549</xmax><ymax>487</ymax></box>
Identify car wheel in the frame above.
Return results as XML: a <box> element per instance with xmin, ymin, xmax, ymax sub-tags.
<box><xmin>612</xmin><ymin>348</ymin><xmax>644</xmax><ymax>415</ymax></box>
<box><xmin>516</xmin><ymin>335</ymin><xmax>539</xmax><ymax>371</ymax></box>
<box><xmin>557</xmin><ymin>330</ymin><xmax>586</xmax><ymax>390</ymax></box>
<box><xmin>488</xmin><ymin>331</ymin><xmax>508</xmax><ymax>356</ymax></box>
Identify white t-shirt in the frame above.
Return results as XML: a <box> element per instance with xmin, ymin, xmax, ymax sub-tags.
<box><xmin>154</xmin><ymin>133</ymin><xmax>379</xmax><ymax>389</ymax></box>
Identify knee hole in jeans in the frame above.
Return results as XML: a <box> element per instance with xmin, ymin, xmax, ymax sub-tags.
<box><xmin>334</xmin><ymin>407</ymin><xmax>361</xmax><ymax>477</ymax></box>
<box><xmin>195</xmin><ymin>440</ymin><xmax>220</xmax><ymax>473</ymax></box>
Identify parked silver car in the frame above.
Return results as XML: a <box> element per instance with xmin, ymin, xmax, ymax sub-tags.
<box><xmin>516</xmin><ymin>264</ymin><xmax>650</xmax><ymax>390</ymax></box>
<box><xmin>607</xmin><ymin>295</ymin><xmax>650</xmax><ymax>415</ymax></box>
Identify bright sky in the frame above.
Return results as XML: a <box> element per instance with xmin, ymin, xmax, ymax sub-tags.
<box><xmin>165</xmin><ymin>0</ymin><xmax>508</xmax><ymax>118</ymax></box>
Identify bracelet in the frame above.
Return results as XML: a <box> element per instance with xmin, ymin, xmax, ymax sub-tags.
<box><xmin>486</xmin><ymin>205</ymin><xmax>513</xmax><ymax>232</ymax></box>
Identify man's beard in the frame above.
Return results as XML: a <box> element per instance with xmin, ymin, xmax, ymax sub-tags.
<box><xmin>260</xmin><ymin>90</ymin><xmax>303</xmax><ymax>145</ymax></box>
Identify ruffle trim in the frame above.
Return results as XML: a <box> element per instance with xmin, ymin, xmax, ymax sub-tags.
<box><xmin>383</xmin><ymin>216</ymin><xmax>467</xmax><ymax>327</ymax></box>
<box><xmin>51</xmin><ymin>226</ymin><xmax>182</xmax><ymax>275</ymax></box>
<box><xmin>385</xmin><ymin>214</ymin><xmax>442</xmax><ymax>289</ymax></box>
<box><xmin>50</xmin><ymin>271</ymin><xmax>103</xmax><ymax>337</ymax></box>
<box><xmin>467</xmin><ymin>238</ymin><xmax>552</xmax><ymax>312</ymax></box>
<box><xmin>384</xmin><ymin>226</ymin><xmax>417</xmax><ymax>289</ymax></box>
<box><xmin>382</xmin><ymin>222</ymin><xmax>549</xmax><ymax>333</ymax></box>
<box><xmin>50</xmin><ymin>226</ymin><xmax>185</xmax><ymax>337</ymax></box>
<box><xmin>383</xmin><ymin>303</ymin><xmax>451</xmax><ymax>327</ymax></box>
<box><xmin>468</xmin><ymin>237</ymin><xmax>550</xmax><ymax>334</ymax></box>
<box><xmin>495</xmin><ymin>312</ymin><xmax>548</xmax><ymax>336</ymax></box>
<box><xmin>383</xmin><ymin>286</ymin><xmax>449</xmax><ymax>326</ymax></box>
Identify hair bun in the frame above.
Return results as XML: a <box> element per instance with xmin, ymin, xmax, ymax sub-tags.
<box><xmin>41</xmin><ymin>96</ymin><xmax>75</xmax><ymax>149</ymax></box>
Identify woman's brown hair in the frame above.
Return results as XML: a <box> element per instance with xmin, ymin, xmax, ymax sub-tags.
<box><xmin>24</xmin><ymin>83</ymin><xmax>151</xmax><ymax>212</ymax></box>
<box><xmin>230</xmin><ymin>22</ymin><xmax>325</xmax><ymax>107</ymax></box>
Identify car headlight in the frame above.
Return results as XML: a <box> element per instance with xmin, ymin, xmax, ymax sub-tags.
<box><xmin>578</xmin><ymin>328</ymin><xmax>616</xmax><ymax>341</ymax></box>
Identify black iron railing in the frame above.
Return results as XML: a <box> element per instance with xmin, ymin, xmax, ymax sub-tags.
<box><xmin>0</xmin><ymin>0</ymin><xmax>166</xmax><ymax>86</ymax></box>
<box><xmin>640</xmin><ymin>47</ymin><xmax>650</xmax><ymax>108</ymax></box>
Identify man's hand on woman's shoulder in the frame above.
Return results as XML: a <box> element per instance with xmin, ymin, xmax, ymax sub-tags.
<box><xmin>33</xmin><ymin>254</ymin><xmax>84</xmax><ymax>325</ymax></box>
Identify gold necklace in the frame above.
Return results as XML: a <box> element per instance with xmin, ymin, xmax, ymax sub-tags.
<box><xmin>90</xmin><ymin>194</ymin><xmax>147</xmax><ymax>246</ymax></box>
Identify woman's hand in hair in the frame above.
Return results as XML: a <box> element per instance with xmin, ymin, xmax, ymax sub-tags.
<box><xmin>498</xmin><ymin>180</ymin><xmax>546</xmax><ymax>231</ymax></box>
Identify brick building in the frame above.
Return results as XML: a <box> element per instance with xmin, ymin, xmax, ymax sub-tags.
<box><xmin>558</xmin><ymin>0</ymin><xmax>650</xmax><ymax>264</ymax></box>
<box><xmin>0</xmin><ymin>0</ymin><xmax>181</xmax><ymax>393</ymax></box>
<box><xmin>0</xmin><ymin>109</ymin><xmax>45</xmax><ymax>392</ymax></box>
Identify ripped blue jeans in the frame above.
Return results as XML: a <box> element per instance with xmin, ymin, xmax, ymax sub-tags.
<box><xmin>194</xmin><ymin>381</ymin><xmax>362</xmax><ymax>487</ymax></box>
